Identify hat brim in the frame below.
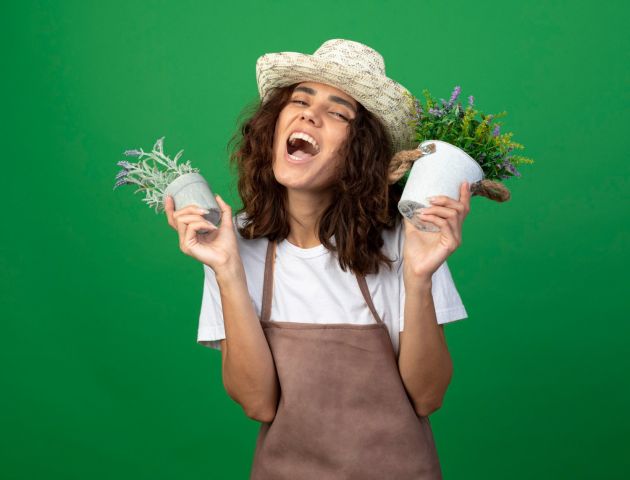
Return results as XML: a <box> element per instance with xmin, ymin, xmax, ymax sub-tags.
<box><xmin>256</xmin><ymin>52</ymin><xmax>417</xmax><ymax>152</ymax></box>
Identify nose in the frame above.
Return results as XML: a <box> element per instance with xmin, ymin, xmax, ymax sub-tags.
<box><xmin>300</xmin><ymin>107</ymin><xmax>322</xmax><ymax>127</ymax></box>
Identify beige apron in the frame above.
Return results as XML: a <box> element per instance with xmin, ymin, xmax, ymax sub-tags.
<box><xmin>250</xmin><ymin>239</ymin><xmax>443</xmax><ymax>479</ymax></box>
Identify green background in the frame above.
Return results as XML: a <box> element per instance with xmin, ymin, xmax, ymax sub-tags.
<box><xmin>2</xmin><ymin>0</ymin><xmax>628</xmax><ymax>478</ymax></box>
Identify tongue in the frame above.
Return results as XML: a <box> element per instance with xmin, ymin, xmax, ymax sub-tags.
<box><xmin>291</xmin><ymin>149</ymin><xmax>313</xmax><ymax>160</ymax></box>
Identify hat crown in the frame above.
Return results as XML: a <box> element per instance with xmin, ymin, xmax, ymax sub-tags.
<box><xmin>312</xmin><ymin>39</ymin><xmax>386</xmax><ymax>75</ymax></box>
<box><xmin>255</xmin><ymin>38</ymin><xmax>417</xmax><ymax>152</ymax></box>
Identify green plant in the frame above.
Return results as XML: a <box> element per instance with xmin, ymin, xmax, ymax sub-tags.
<box><xmin>113</xmin><ymin>136</ymin><xmax>198</xmax><ymax>213</ymax></box>
<box><xmin>399</xmin><ymin>86</ymin><xmax>534</xmax><ymax>189</ymax></box>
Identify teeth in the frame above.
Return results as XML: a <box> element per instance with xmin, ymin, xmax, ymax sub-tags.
<box><xmin>288</xmin><ymin>132</ymin><xmax>320</xmax><ymax>153</ymax></box>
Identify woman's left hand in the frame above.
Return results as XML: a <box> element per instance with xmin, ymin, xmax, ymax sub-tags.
<box><xmin>402</xmin><ymin>181</ymin><xmax>471</xmax><ymax>280</ymax></box>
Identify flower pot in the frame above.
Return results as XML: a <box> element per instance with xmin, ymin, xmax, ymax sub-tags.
<box><xmin>398</xmin><ymin>140</ymin><xmax>484</xmax><ymax>232</ymax></box>
<box><xmin>164</xmin><ymin>172</ymin><xmax>221</xmax><ymax>234</ymax></box>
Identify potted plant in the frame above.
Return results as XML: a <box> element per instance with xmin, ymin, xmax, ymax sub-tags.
<box><xmin>390</xmin><ymin>86</ymin><xmax>534</xmax><ymax>232</ymax></box>
<box><xmin>113</xmin><ymin>136</ymin><xmax>221</xmax><ymax>233</ymax></box>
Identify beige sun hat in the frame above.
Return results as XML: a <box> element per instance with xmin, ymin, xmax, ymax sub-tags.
<box><xmin>255</xmin><ymin>38</ymin><xmax>418</xmax><ymax>153</ymax></box>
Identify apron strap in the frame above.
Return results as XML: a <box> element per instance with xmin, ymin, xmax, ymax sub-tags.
<box><xmin>261</xmin><ymin>238</ymin><xmax>277</xmax><ymax>323</ymax></box>
<box><xmin>261</xmin><ymin>238</ymin><xmax>383</xmax><ymax>325</ymax></box>
<box><xmin>355</xmin><ymin>274</ymin><xmax>384</xmax><ymax>325</ymax></box>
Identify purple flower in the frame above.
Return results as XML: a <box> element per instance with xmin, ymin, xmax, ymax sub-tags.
<box><xmin>492</xmin><ymin>125</ymin><xmax>501</xmax><ymax>137</ymax></box>
<box><xmin>501</xmin><ymin>159</ymin><xmax>521</xmax><ymax>177</ymax></box>
<box><xmin>413</xmin><ymin>97</ymin><xmax>423</xmax><ymax>121</ymax></box>
<box><xmin>468</xmin><ymin>95</ymin><xmax>474</xmax><ymax>106</ymax></box>
<box><xmin>124</xmin><ymin>149</ymin><xmax>142</xmax><ymax>157</ymax></box>
<box><xmin>429</xmin><ymin>107</ymin><xmax>444</xmax><ymax>117</ymax></box>
<box><xmin>447</xmin><ymin>86</ymin><xmax>461</xmax><ymax>108</ymax></box>
<box><xmin>116</xmin><ymin>160</ymin><xmax>134</xmax><ymax>169</ymax></box>
<box><xmin>113</xmin><ymin>177</ymin><xmax>129</xmax><ymax>190</ymax></box>
<box><xmin>115</xmin><ymin>170</ymin><xmax>129</xmax><ymax>179</ymax></box>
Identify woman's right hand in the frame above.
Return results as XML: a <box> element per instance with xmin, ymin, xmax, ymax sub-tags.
<box><xmin>164</xmin><ymin>194</ymin><xmax>240</xmax><ymax>272</ymax></box>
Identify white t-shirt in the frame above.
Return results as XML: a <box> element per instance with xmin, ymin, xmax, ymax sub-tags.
<box><xmin>197</xmin><ymin>212</ymin><xmax>468</xmax><ymax>356</ymax></box>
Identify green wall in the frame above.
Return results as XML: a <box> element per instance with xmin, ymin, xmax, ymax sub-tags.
<box><xmin>2</xmin><ymin>1</ymin><xmax>628</xmax><ymax>478</ymax></box>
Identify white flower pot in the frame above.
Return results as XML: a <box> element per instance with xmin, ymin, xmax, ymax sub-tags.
<box><xmin>165</xmin><ymin>172</ymin><xmax>221</xmax><ymax>233</ymax></box>
<box><xmin>398</xmin><ymin>140</ymin><xmax>484</xmax><ymax>232</ymax></box>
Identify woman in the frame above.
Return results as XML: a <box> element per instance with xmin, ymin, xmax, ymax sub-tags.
<box><xmin>165</xmin><ymin>39</ymin><xmax>471</xmax><ymax>479</ymax></box>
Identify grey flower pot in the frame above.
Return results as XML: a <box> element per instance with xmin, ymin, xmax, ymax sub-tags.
<box><xmin>398</xmin><ymin>140</ymin><xmax>484</xmax><ymax>232</ymax></box>
<box><xmin>164</xmin><ymin>173</ymin><xmax>221</xmax><ymax>233</ymax></box>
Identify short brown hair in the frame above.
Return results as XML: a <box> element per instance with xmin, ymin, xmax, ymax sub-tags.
<box><xmin>227</xmin><ymin>83</ymin><xmax>404</xmax><ymax>276</ymax></box>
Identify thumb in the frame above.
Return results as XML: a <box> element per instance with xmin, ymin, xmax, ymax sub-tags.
<box><xmin>460</xmin><ymin>181</ymin><xmax>470</xmax><ymax>202</ymax></box>
<box><xmin>215</xmin><ymin>194</ymin><xmax>233</xmax><ymax>229</ymax></box>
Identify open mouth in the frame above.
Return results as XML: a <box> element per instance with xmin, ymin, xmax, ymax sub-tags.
<box><xmin>286</xmin><ymin>136</ymin><xmax>320</xmax><ymax>161</ymax></box>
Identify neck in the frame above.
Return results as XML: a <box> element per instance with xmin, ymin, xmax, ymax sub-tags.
<box><xmin>285</xmin><ymin>188</ymin><xmax>333</xmax><ymax>248</ymax></box>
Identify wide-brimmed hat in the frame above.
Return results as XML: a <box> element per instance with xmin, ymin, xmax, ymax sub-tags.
<box><xmin>255</xmin><ymin>39</ymin><xmax>418</xmax><ymax>153</ymax></box>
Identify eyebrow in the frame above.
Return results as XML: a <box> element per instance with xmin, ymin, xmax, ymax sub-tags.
<box><xmin>293</xmin><ymin>86</ymin><xmax>357</xmax><ymax>114</ymax></box>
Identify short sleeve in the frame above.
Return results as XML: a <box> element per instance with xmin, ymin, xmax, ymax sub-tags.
<box><xmin>394</xmin><ymin>215</ymin><xmax>468</xmax><ymax>330</ymax></box>
<box><xmin>399</xmin><ymin>260</ymin><xmax>468</xmax><ymax>331</ymax></box>
<box><xmin>197</xmin><ymin>264</ymin><xmax>226</xmax><ymax>350</ymax></box>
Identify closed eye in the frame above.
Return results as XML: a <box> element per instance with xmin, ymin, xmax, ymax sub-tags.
<box><xmin>332</xmin><ymin>112</ymin><xmax>349</xmax><ymax>121</ymax></box>
<box><xmin>290</xmin><ymin>100</ymin><xmax>349</xmax><ymax>121</ymax></box>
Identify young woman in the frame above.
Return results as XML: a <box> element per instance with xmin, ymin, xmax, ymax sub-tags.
<box><xmin>165</xmin><ymin>39</ymin><xmax>471</xmax><ymax>479</ymax></box>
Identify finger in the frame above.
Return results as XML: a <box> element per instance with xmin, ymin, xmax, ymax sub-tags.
<box><xmin>460</xmin><ymin>181</ymin><xmax>472</xmax><ymax>211</ymax></box>
<box><xmin>176</xmin><ymin>212</ymin><xmax>211</xmax><ymax>240</ymax></box>
<box><xmin>176</xmin><ymin>211</ymin><xmax>188</xmax><ymax>240</ymax></box>
<box><xmin>177</xmin><ymin>214</ymin><xmax>216</xmax><ymax>227</ymax></box>
<box><xmin>438</xmin><ymin>212</ymin><xmax>461</xmax><ymax>245</ymax></box>
<box><xmin>419</xmin><ymin>205</ymin><xmax>458</xmax><ymax>220</ymax></box>
<box><xmin>173</xmin><ymin>204</ymin><xmax>210</xmax><ymax>219</ymax></box>
<box><xmin>165</xmin><ymin>197</ymin><xmax>204</xmax><ymax>230</ymax></box>
<box><xmin>173</xmin><ymin>207</ymin><xmax>193</xmax><ymax>234</ymax></box>
<box><xmin>418</xmin><ymin>213</ymin><xmax>458</xmax><ymax>248</ymax></box>
<box><xmin>214</xmin><ymin>194</ymin><xmax>233</xmax><ymax>230</ymax></box>
<box><xmin>418</xmin><ymin>212</ymin><xmax>448</xmax><ymax>229</ymax></box>
<box><xmin>173</xmin><ymin>207</ymin><xmax>211</xmax><ymax>237</ymax></box>
<box><xmin>422</xmin><ymin>205</ymin><xmax>461</xmax><ymax>242</ymax></box>
<box><xmin>173</xmin><ymin>204</ymin><xmax>208</xmax><ymax>232</ymax></box>
<box><xmin>418</xmin><ymin>213</ymin><xmax>448</xmax><ymax>228</ymax></box>
<box><xmin>428</xmin><ymin>195</ymin><xmax>466</xmax><ymax>215</ymax></box>
<box><xmin>164</xmin><ymin>195</ymin><xmax>176</xmax><ymax>229</ymax></box>
<box><xmin>420</xmin><ymin>206</ymin><xmax>461</xmax><ymax>239</ymax></box>
<box><xmin>184</xmin><ymin>220</ymin><xmax>217</xmax><ymax>246</ymax></box>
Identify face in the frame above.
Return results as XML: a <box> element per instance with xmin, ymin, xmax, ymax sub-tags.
<box><xmin>272</xmin><ymin>81</ymin><xmax>359</xmax><ymax>193</ymax></box>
